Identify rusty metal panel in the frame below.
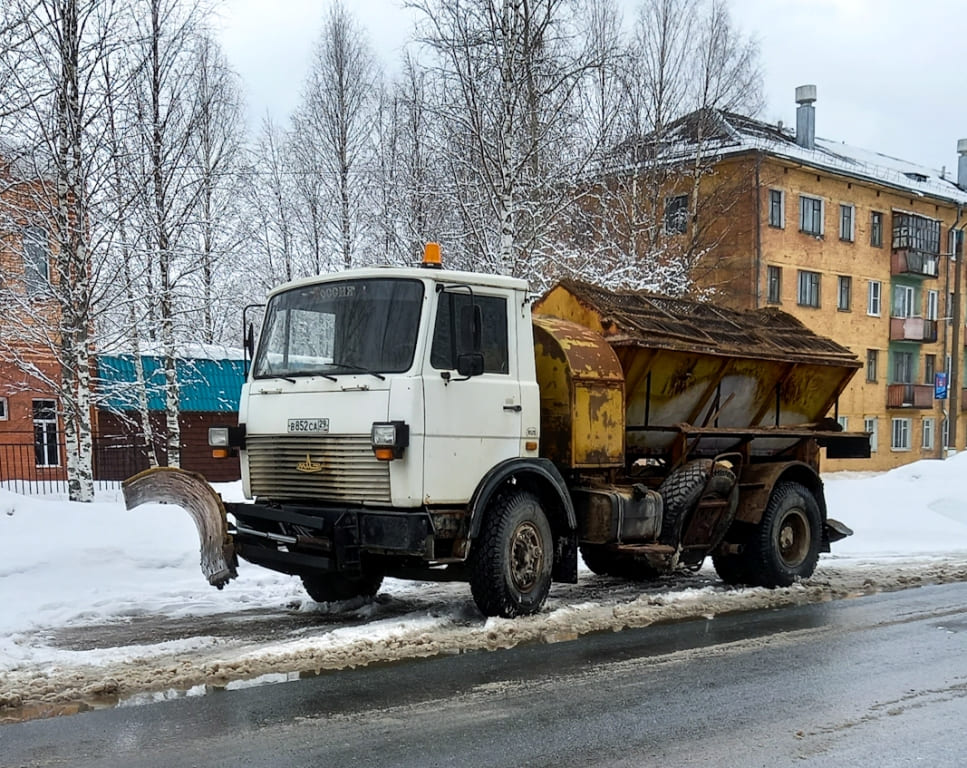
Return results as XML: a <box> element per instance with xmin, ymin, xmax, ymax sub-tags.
<box><xmin>533</xmin><ymin>316</ymin><xmax>624</xmax><ymax>469</ymax></box>
<box><xmin>534</xmin><ymin>281</ymin><xmax>864</xmax><ymax>459</ymax></box>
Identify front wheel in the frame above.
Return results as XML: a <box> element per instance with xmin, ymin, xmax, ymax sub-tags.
<box><xmin>470</xmin><ymin>489</ymin><xmax>554</xmax><ymax>618</ymax></box>
<box><xmin>748</xmin><ymin>481</ymin><xmax>822</xmax><ymax>587</ymax></box>
<box><xmin>301</xmin><ymin>571</ymin><xmax>383</xmax><ymax>603</ymax></box>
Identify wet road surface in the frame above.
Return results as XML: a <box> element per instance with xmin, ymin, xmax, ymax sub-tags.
<box><xmin>3</xmin><ymin>581</ymin><xmax>967</xmax><ymax>767</ymax></box>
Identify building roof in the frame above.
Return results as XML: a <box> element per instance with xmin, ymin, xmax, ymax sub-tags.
<box><xmin>96</xmin><ymin>355</ymin><xmax>245</xmax><ymax>413</ymax></box>
<box><xmin>608</xmin><ymin>107</ymin><xmax>967</xmax><ymax>207</ymax></box>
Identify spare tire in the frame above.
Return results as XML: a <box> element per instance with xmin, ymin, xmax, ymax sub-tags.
<box><xmin>657</xmin><ymin>459</ymin><xmax>713</xmax><ymax>547</ymax></box>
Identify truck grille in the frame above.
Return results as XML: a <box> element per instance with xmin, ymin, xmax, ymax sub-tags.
<box><xmin>246</xmin><ymin>435</ymin><xmax>390</xmax><ymax>503</ymax></box>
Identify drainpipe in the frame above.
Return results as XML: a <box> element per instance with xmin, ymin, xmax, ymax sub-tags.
<box><xmin>949</xmin><ymin>207</ymin><xmax>966</xmax><ymax>455</ymax></box>
<box><xmin>754</xmin><ymin>152</ymin><xmax>763</xmax><ymax>308</ymax></box>
<box><xmin>941</xmin><ymin>206</ymin><xmax>960</xmax><ymax>457</ymax></box>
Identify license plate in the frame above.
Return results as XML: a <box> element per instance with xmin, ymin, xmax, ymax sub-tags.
<box><xmin>287</xmin><ymin>418</ymin><xmax>329</xmax><ymax>433</ymax></box>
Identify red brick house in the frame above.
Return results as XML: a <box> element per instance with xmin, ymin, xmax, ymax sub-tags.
<box><xmin>0</xmin><ymin>154</ymin><xmax>66</xmax><ymax>486</ymax></box>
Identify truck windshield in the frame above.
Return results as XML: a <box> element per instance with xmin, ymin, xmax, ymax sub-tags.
<box><xmin>253</xmin><ymin>278</ymin><xmax>424</xmax><ymax>379</ymax></box>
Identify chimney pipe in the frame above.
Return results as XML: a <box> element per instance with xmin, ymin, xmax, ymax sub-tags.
<box><xmin>795</xmin><ymin>85</ymin><xmax>817</xmax><ymax>150</ymax></box>
<box><xmin>958</xmin><ymin>139</ymin><xmax>967</xmax><ymax>190</ymax></box>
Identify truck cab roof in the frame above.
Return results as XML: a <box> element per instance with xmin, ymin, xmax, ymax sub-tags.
<box><xmin>265</xmin><ymin>265</ymin><xmax>529</xmax><ymax>300</ymax></box>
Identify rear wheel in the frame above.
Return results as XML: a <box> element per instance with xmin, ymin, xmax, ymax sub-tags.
<box><xmin>470</xmin><ymin>489</ymin><xmax>553</xmax><ymax>618</ymax></box>
<box><xmin>748</xmin><ymin>481</ymin><xmax>822</xmax><ymax>587</ymax></box>
<box><xmin>711</xmin><ymin>550</ymin><xmax>751</xmax><ymax>585</ymax></box>
<box><xmin>301</xmin><ymin>571</ymin><xmax>383</xmax><ymax>603</ymax></box>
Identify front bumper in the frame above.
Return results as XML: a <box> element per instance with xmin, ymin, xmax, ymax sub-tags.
<box><xmin>227</xmin><ymin>501</ymin><xmax>434</xmax><ymax>577</ymax></box>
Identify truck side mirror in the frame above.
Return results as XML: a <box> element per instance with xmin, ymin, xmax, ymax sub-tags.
<box><xmin>456</xmin><ymin>352</ymin><xmax>484</xmax><ymax>377</ymax></box>
<box><xmin>245</xmin><ymin>322</ymin><xmax>255</xmax><ymax>358</ymax></box>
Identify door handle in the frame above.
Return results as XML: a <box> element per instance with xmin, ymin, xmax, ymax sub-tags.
<box><xmin>503</xmin><ymin>404</ymin><xmax>522</xmax><ymax>412</ymax></box>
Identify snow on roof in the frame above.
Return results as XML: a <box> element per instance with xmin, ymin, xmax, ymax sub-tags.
<box><xmin>99</xmin><ymin>341</ymin><xmax>246</xmax><ymax>362</ymax></box>
<box><xmin>609</xmin><ymin>109</ymin><xmax>967</xmax><ymax>206</ymax></box>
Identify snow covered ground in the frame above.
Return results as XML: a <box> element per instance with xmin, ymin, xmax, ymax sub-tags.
<box><xmin>2</xmin><ymin>455</ymin><xmax>967</xmax><ymax>721</ymax></box>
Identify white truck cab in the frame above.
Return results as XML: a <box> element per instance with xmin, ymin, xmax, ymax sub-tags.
<box><xmin>241</xmin><ymin>264</ymin><xmax>541</xmax><ymax>508</ymax></box>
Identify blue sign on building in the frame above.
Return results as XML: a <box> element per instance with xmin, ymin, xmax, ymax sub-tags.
<box><xmin>935</xmin><ymin>371</ymin><xmax>948</xmax><ymax>400</ymax></box>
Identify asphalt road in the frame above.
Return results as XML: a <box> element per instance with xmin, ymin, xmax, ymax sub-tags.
<box><xmin>4</xmin><ymin>582</ymin><xmax>967</xmax><ymax>768</ymax></box>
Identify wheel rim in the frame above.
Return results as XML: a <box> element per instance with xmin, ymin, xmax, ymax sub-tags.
<box><xmin>510</xmin><ymin>521</ymin><xmax>544</xmax><ymax>592</ymax></box>
<box><xmin>776</xmin><ymin>508</ymin><xmax>810</xmax><ymax>568</ymax></box>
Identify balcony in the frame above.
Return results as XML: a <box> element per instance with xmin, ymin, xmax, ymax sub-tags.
<box><xmin>887</xmin><ymin>383</ymin><xmax>934</xmax><ymax>409</ymax></box>
<box><xmin>889</xmin><ymin>316</ymin><xmax>938</xmax><ymax>343</ymax></box>
<box><xmin>891</xmin><ymin>249</ymin><xmax>939</xmax><ymax>278</ymax></box>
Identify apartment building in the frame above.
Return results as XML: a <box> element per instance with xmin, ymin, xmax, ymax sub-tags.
<box><xmin>597</xmin><ymin>87</ymin><xmax>967</xmax><ymax>471</ymax></box>
<box><xmin>709</xmin><ymin>89</ymin><xmax>965</xmax><ymax>470</ymax></box>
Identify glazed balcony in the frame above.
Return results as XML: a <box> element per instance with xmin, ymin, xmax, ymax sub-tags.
<box><xmin>891</xmin><ymin>249</ymin><xmax>939</xmax><ymax>278</ymax></box>
<box><xmin>889</xmin><ymin>316</ymin><xmax>938</xmax><ymax>343</ymax></box>
<box><xmin>886</xmin><ymin>383</ymin><xmax>934</xmax><ymax>409</ymax></box>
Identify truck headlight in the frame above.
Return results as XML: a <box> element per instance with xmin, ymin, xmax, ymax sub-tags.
<box><xmin>209</xmin><ymin>425</ymin><xmax>246</xmax><ymax>458</ymax></box>
<box><xmin>209</xmin><ymin>427</ymin><xmax>230</xmax><ymax>447</ymax></box>
<box><xmin>371</xmin><ymin>421</ymin><xmax>409</xmax><ymax>461</ymax></box>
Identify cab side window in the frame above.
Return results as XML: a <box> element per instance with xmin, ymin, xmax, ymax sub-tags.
<box><xmin>431</xmin><ymin>293</ymin><xmax>508</xmax><ymax>374</ymax></box>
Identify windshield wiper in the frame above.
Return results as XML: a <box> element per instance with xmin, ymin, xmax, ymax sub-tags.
<box><xmin>330</xmin><ymin>362</ymin><xmax>386</xmax><ymax>381</ymax></box>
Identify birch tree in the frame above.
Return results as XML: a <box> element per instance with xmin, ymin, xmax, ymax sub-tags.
<box><xmin>243</xmin><ymin>115</ymin><xmax>299</xmax><ymax>287</ymax></box>
<box><xmin>409</xmin><ymin>0</ymin><xmax>598</xmax><ymax>276</ymax></box>
<box><xmin>185</xmin><ymin>33</ymin><xmax>246</xmax><ymax>344</ymax></box>
<box><xmin>0</xmin><ymin>0</ymin><xmax>125</xmax><ymax>501</ymax></box>
<box><xmin>571</xmin><ymin>0</ymin><xmax>762</xmax><ymax>295</ymax></box>
<box><xmin>293</xmin><ymin>2</ymin><xmax>377</xmax><ymax>271</ymax></box>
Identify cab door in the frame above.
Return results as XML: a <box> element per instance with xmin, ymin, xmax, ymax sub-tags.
<box><xmin>422</xmin><ymin>287</ymin><xmax>521</xmax><ymax>504</ymax></box>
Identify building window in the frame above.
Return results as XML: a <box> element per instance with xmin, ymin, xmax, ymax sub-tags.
<box><xmin>837</xmin><ymin>276</ymin><xmax>851</xmax><ymax>311</ymax></box>
<box><xmin>866</xmin><ymin>349</ymin><xmax>878</xmax><ymax>382</ymax></box>
<box><xmin>893</xmin><ymin>351</ymin><xmax>914</xmax><ymax>384</ymax></box>
<box><xmin>923</xmin><ymin>418</ymin><xmax>935</xmax><ymax>450</ymax></box>
<box><xmin>924</xmin><ymin>354</ymin><xmax>936</xmax><ymax>385</ymax></box>
<box><xmin>892</xmin><ymin>284</ymin><xmax>915</xmax><ymax>318</ymax></box>
<box><xmin>868</xmin><ymin>280</ymin><xmax>881</xmax><ymax>316</ymax></box>
<box><xmin>32</xmin><ymin>399</ymin><xmax>60</xmax><ymax>467</ymax></box>
<box><xmin>871</xmin><ymin>211</ymin><xmax>883</xmax><ymax>247</ymax></box>
<box><xmin>891</xmin><ymin>417</ymin><xmax>911</xmax><ymax>451</ymax></box>
<box><xmin>797</xmin><ymin>270</ymin><xmax>821</xmax><ymax>307</ymax></box>
<box><xmin>839</xmin><ymin>204</ymin><xmax>855</xmax><ymax>242</ymax></box>
<box><xmin>0</xmin><ymin>396</ymin><xmax>7</xmax><ymax>420</ymax></box>
<box><xmin>892</xmin><ymin>212</ymin><xmax>940</xmax><ymax>254</ymax></box>
<box><xmin>767</xmin><ymin>265</ymin><xmax>782</xmax><ymax>304</ymax></box>
<box><xmin>664</xmin><ymin>194</ymin><xmax>688</xmax><ymax>234</ymax></box>
<box><xmin>865</xmin><ymin>417</ymin><xmax>878</xmax><ymax>453</ymax></box>
<box><xmin>23</xmin><ymin>226</ymin><xmax>50</xmax><ymax>295</ymax></box>
<box><xmin>948</xmin><ymin>228</ymin><xmax>963</xmax><ymax>258</ymax></box>
<box><xmin>837</xmin><ymin>416</ymin><xmax>848</xmax><ymax>431</ymax></box>
<box><xmin>768</xmin><ymin>190</ymin><xmax>785</xmax><ymax>228</ymax></box>
<box><xmin>799</xmin><ymin>195</ymin><xmax>824</xmax><ymax>236</ymax></box>
<box><xmin>927</xmin><ymin>290</ymin><xmax>939</xmax><ymax>322</ymax></box>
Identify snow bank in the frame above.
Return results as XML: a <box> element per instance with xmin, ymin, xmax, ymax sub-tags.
<box><xmin>825</xmin><ymin>452</ymin><xmax>967</xmax><ymax>557</ymax></box>
<box><xmin>1</xmin><ymin>457</ymin><xmax>966</xmax><ymax>718</ymax></box>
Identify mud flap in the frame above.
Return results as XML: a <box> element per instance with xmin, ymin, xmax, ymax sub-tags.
<box><xmin>122</xmin><ymin>467</ymin><xmax>238</xmax><ymax>588</ymax></box>
<box><xmin>824</xmin><ymin>518</ymin><xmax>854</xmax><ymax>543</ymax></box>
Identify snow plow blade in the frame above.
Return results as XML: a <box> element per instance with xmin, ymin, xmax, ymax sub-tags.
<box><xmin>122</xmin><ymin>467</ymin><xmax>238</xmax><ymax>589</ymax></box>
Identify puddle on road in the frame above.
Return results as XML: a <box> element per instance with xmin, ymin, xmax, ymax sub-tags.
<box><xmin>0</xmin><ymin>669</ymin><xmax>331</xmax><ymax>725</ymax></box>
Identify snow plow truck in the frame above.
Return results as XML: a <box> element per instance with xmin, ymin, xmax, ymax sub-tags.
<box><xmin>124</xmin><ymin>245</ymin><xmax>870</xmax><ymax>618</ymax></box>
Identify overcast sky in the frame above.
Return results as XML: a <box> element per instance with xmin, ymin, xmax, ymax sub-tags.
<box><xmin>215</xmin><ymin>0</ymin><xmax>967</xmax><ymax>176</ymax></box>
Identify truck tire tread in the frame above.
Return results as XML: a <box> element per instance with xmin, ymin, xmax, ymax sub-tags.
<box><xmin>470</xmin><ymin>489</ymin><xmax>553</xmax><ymax>618</ymax></box>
